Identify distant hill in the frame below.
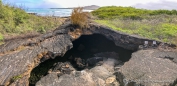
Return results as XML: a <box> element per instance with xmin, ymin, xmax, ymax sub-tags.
<box><xmin>83</xmin><ymin>5</ymin><xmax>100</xmax><ymax>10</ymax></box>
<box><xmin>50</xmin><ymin>5</ymin><xmax>100</xmax><ymax>10</ymax></box>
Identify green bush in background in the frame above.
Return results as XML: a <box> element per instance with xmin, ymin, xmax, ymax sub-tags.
<box><xmin>93</xmin><ymin>6</ymin><xmax>177</xmax><ymax>43</ymax></box>
<box><xmin>92</xmin><ymin>6</ymin><xmax>177</xmax><ymax>19</ymax></box>
<box><xmin>0</xmin><ymin>0</ymin><xmax>63</xmax><ymax>37</ymax></box>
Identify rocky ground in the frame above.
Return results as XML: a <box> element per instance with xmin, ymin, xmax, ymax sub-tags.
<box><xmin>0</xmin><ymin>21</ymin><xmax>177</xmax><ymax>86</ymax></box>
<box><xmin>36</xmin><ymin>52</ymin><xmax>121</xmax><ymax>86</ymax></box>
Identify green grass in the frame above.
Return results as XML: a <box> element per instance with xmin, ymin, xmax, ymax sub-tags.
<box><xmin>0</xmin><ymin>1</ymin><xmax>63</xmax><ymax>44</ymax></box>
<box><xmin>11</xmin><ymin>74</ymin><xmax>22</xmax><ymax>82</ymax></box>
<box><xmin>95</xmin><ymin>16</ymin><xmax>177</xmax><ymax>43</ymax></box>
<box><xmin>92</xmin><ymin>6</ymin><xmax>177</xmax><ymax>44</ymax></box>
<box><xmin>92</xmin><ymin>6</ymin><xmax>177</xmax><ymax>19</ymax></box>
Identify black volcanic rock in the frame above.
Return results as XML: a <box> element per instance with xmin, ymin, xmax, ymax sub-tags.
<box><xmin>36</xmin><ymin>58</ymin><xmax>120</xmax><ymax>86</ymax></box>
<box><xmin>0</xmin><ymin>21</ymin><xmax>176</xmax><ymax>86</ymax></box>
<box><xmin>116</xmin><ymin>49</ymin><xmax>177</xmax><ymax>86</ymax></box>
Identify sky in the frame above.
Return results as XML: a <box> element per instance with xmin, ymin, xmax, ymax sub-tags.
<box><xmin>2</xmin><ymin>0</ymin><xmax>177</xmax><ymax>10</ymax></box>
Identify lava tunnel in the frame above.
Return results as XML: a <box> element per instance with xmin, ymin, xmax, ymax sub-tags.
<box><xmin>70</xmin><ymin>34</ymin><xmax>134</xmax><ymax>62</ymax></box>
<box><xmin>29</xmin><ymin>34</ymin><xmax>135</xmax><ymax>85</ymax></box>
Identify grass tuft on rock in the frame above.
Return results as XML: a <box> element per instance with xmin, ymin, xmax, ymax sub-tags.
<box><xmin>70</xmin><ymin>7</ymin><xmax>89</xmax><ymax>29</ymax></box>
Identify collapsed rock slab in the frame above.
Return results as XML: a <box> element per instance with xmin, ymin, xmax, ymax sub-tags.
<box><xmin>37</xmin><ymin>72</ymin><xmax>102</xmax><ymax>86</ymax></box>
<box><xmin>36</xmin><ymin>58</ymin><xmax>120</xmax><ymax>86</ymax></box>
<box><xmin>74</xmin><ymin>24</ymin><xmax>176</xmax><ymax>51</ymax></box>
<box><xmin>0</xmin><ymin>31</ymin><xmax>73</xmax><ymax>85</ymax></box>
<box><xmin>116</xmin><ymin>49</ymin><xmax>177</xmax><ymax>86</ymax></box>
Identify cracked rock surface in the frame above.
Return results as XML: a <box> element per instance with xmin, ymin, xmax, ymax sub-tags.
<box><xmin>0</xmin><ymin>25</ymin><xmax>73</xmax><ymax>85</ymax></box>
<box><xmin>116</xmin><ymin>49</ymin><xmax>177</xmax><ymax>86</ymax></box>
<box><xmin>0</xmin><ymin>22</ymin><xmax>176</xmax><ymax>86</ymax></box>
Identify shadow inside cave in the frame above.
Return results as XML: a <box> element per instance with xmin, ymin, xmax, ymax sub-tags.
<box><xmin>29</xmin><ymin>34</ymin><xmax>135</xmax><ymax>86</ymax></box>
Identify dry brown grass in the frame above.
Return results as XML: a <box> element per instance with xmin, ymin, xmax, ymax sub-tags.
<box><xmin>70</xmin><ymin>7</ymin><xmax>89</xmax><ymax>29</ymax></box>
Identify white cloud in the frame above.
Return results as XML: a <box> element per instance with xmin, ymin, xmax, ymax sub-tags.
<box><xmin>36</xmin><ymin>0</ymin><xmax>61</xmax><ymax>8</ymax></box>
<box><xmin>5</xmin><ymin>0</ymin><xmax>177</xmax><ymax>9</ymax></box>
<box><xmin>134</xmin><ymin>0</ymin><xmax>177</xmax><ymax>10</ymax></box>
<box><xmin>48</xmin><ymin>0</ymin><xmax>162</xmax><ymax>7</ymax></box>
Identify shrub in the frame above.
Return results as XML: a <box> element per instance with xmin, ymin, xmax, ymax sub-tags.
<box><xmin>95</xmin><ymin>16</ymin><xmax>177</xmax><ymax>43</ymax></box>
<box><xmin>70</xmin><ymin>7</ymin><xmax>89</xmax><ymax>29</ymax></box>
<box><xmin>92</xmin><ymin>6</ymin><xmax>177</xmax><ymax>19</ymax></box>
<box><xmin>0</xmin><ymin>1</ymin><xmax>63</xmax><ymax>35</ymax></box>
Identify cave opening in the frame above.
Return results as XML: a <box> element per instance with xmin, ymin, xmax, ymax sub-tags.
<box><xmin>29</xmin><ymin>34</ymin><xmax>135</xmax><ymax>86</ymax></box>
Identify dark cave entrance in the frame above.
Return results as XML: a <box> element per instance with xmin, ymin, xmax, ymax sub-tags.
<box><xmin>70</xmin><ymin>34</ymin><xmax>134</xmax><ymax>62</ymax></box>
<box><xmin>29</xmin><ymin>34</ymin><xmax>135</xmax><ymax>86</ymax></box>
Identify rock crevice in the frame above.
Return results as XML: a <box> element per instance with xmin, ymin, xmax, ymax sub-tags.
<box><xmin>0</xmin><ymin>22</ymin><xmax>176</xmax><ymax>86</ymax></box>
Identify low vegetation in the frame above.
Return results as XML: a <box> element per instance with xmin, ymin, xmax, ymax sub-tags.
<box><xmin>70</xmin><ymin>7</ymin><xmax>89</xmax><ymax>29</ymax></box>
<box><xmin>92</xmin><ymin>6</ymin><xmax>177</xmax><ymax>43</ymax></box>
<box><xmin>0</xmin><ymin>0</ymin><xmax>63</xmax><ymax>44</ymax></box>
<box><xmin>92</xmin><ymin>6</ymin><xmax>177</xmax><ymax>19</ymax></box>
<box><xmin>1</xmin><ymin>1</ymin><xmax>176</xmax><ymax>45</ymax></box>
<box><xmin>11</xmin><ymin>74</ymin><xmax>22</xmax><ymax>82</ymax></box>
